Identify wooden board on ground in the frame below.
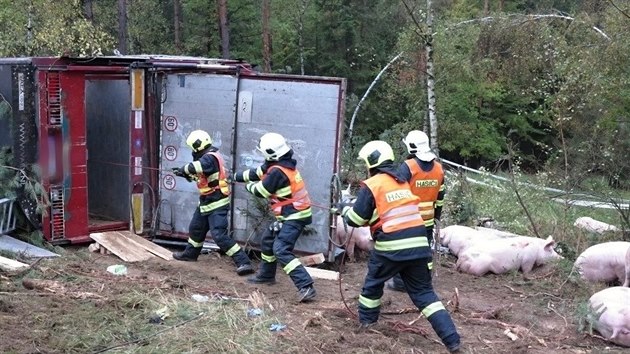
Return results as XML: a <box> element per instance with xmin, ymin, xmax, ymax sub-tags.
<box><xmin>304</xmin><ymin>266</ymin><xmax>340</xmax><ymax>281</ymax></box>
<box><xmin>0</xmin><ymin>255</ymin><xmax>29</xmax><ymax>272</ymax></box>
<box><xmin>299</xmin><ymin>253</ymin><xmax>325</xmax><ymax>267</ymax></box>
<box><xmin>116</xmin><ymin>231</ymin><xmax>174</xmax><ymax>261</ymax></box>
<box><xmin>90</xmin><ymin>232</ymin><xmax>154</xmax><ymax>263</ymax></box>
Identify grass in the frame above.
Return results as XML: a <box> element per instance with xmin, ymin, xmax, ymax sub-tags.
<box><xmin>444</xmin><ymin>170</ymin><xmax>629</xmax><ymax>259</ymax></box>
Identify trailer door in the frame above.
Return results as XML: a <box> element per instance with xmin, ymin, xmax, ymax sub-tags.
<box><xmin>158</xmin><ymin>72</ymin><xmax>345</xmax><ymax>257</ymax></box>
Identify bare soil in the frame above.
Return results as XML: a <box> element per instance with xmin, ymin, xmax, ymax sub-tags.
<box><xmin>0</xmin><ymin>247</ymin><xmax>625</xmax><ymax>354</ymax></box>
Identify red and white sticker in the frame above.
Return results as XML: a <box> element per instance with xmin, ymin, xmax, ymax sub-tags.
<box><xmin>163</xmin><ymin>175</ymin><xmax>176</xmax><ymax>190</ymax></box>
<box><xmin>164</xmin><ymin>116</ymin><xmax>178</xmax><ymax>131</ymax></box>
<box><xmin>164</xmin><ymin>145</ymin><xmax>177</xmax><ymax>161</ymax></box>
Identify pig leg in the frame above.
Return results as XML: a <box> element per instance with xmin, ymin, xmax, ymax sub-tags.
<box><xmin>624</xmin><ymin>246</ymin><xmax>630</xmax><ymax>287</ymax></box>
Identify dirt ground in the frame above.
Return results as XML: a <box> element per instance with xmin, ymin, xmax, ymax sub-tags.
<box><xmin>0</xmin><ymin>247</ymin><xmax>625</xmax><ymax>354</ymax></box>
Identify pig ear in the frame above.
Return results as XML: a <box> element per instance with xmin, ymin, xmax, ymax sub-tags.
<box><xmin>544</xmin><ymin>236</ymin><xmax>556</xmax><ymax>250</ymax></box>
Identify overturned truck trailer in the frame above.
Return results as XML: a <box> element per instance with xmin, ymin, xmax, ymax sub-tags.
<box><xmin>0</xmin><ymin>56</ymin><xmax>346</xmax><ymax>259</ymax></box>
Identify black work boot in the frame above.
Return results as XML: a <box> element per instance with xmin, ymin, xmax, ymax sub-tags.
<box><xmin>236</xmin><ymin>263</ymin><xmax>254</xmax><ymax>276</ymax></box>
<box><xmin>173</xmin><ymin>245</ymin><xmax>202</xmax><ymax>262</ymax></box>
<box><xmin>247</xmin><ymin>272</ymin><xmax>276</xmax><ymax>285</ymax></box>
<box><xmin>297</xmin><ymin>286</ymin><xmax>316</xmax><ymax>302</ymax></box>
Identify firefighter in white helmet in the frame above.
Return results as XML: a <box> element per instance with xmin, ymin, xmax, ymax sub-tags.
<box><xmin>233</xmin><ymin>132</ymin><xmax>317</xmax><ymax>302</ymax></box>
<box><xmin>171</xmin><ymin>129</ymin><xmax>254</xmax><ymax>276</ymax></box>
<box><xmin>332</xmin><ymin>140</ymin><xmax>460</xmax><ymax>353</ymax></box>
<box><xmin>388</xmin><ymin>130</ymin><xmax>445</xmax><ymax>292</ymax></box>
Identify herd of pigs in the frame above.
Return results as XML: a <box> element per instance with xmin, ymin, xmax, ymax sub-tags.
<box><xmin>333</xmin><ymin>215</ymin><xmax>630</xmax><ymax>347</ymax></box>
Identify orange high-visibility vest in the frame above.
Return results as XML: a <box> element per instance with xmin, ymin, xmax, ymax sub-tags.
<box><xmin>267</xmin><ymin>165</ymin><xmax>312</xmax><ymax>218</ymax></box>
<box><xmin>364</xmin><ymin>174</ymin><xmax>424</xmax><ymax>234</ymax></box>
<box><xmin>404</xmin><ymin>159</ymin><xmax>444</xmax><ymax>223</ymax></box>
<box><xmin>197</xmin><ymin>151</ymin><xmax>230</xmax><ymax>196</ymax></box>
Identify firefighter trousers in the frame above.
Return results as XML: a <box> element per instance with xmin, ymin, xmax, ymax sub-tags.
<box><xmin>257</xmin><ymin>219</ymin><xmax>314</xmax><ymax>290</ymax></box>
<box><xmin>359</xmin><ymin>251</ymin><xmax>460</xmax><ymax>348</ymax></box>
<box><xmin>391</xmin><ymin>225</ymin><xmax>434</xmax><ymax>289</ymax></box>
<box><xmin>188</xmin><ymin>206</ymin><xmax>250</xmax><ymax>266</ymax></box>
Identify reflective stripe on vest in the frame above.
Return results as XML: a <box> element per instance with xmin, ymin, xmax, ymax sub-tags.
<box><xmin>266</xmin><ymin>165</ymin><xmax>312</xmax><ymax>220</ymax></box>
<box><xmin>196</xmin><ymin>151</ymin><xmax>230</xmax><ymax>196</ymax></box>
<box><xmin>377</xmin><ymin>204</ymin><xmax>424</xmax><ymax>233</ymax></box>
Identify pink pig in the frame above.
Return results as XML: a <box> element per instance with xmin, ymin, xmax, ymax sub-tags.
<box><xmin>588</xmin><ymin>286</ymin><xmax>630</xmax><ymax>347</ymax></box>
<box><xmin>574</xmin><ymin>241</ymin><xmax>630</xmax><ymax>287</ymax></box>
<box><xmin>456</xmin><ymin>236</ymin><xmax>562</xmax><ymax>276</ymax></box>
<box><xmin>439</xmin><ymin>225</ymin><xmax>500</xmax><ymax>256</ymax></box>
<box><xmin>334</xmin><ymin>215</ymin><xmax>373</xmax><ymax>260</ymax></box>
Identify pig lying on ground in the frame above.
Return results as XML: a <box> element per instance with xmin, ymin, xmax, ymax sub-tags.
<box><xmin>333</xmin><ymin>215</ymin><xmax>373</xmax><ymax>260</ymax></box>
<box><xmin>474</xmin><ymin>226</ymin><xmax>522</xmax><ymax>238</ymax></box>
<box><xmin>588</xmin><ymin>286</ymin><xmax>630</xmax><ymax>347</ymax></box>
<box><xmin>439</xmin><ymin>225</ymin><xmax>501</xmax><ymax>256</ymax></box>
<box><xmin>574</xmin><ymin>241</ymin><xmax>630</xmax><ymax>287</ymax></box>
<box><xmin>574</xmin><ymin>216</ymin><xmax>620</xmax><ymax>234</ymax></box>
<box><xmin>456</xmin><ymin>236</ymin><xmax>562</xmax><ymax>276</ymax></box>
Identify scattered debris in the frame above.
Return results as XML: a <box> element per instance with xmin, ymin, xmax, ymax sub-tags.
<box><xmin>88</xmin><ymin>243</ymin><xmax>100</xmax><ymax>253</ymax></box>
<box><xmin>21</xmin><ymin>278</ymin><xmax>104</xmax><ymax>300</ymax></box>
<box><xmin>269</xmin><ymin>323</ymin><xmax>287</xmax><ymax>332</ymax></box>
<box><xmin>106</xmin><ymin>264</ymin><xmax>128</xmax><ymax>276</ymax></box>
<box><xmin>149</xmin><ymin>306</ymin><xmax>170</xmax><ymax>324</ymax></box>
<box><xmin>304</xmin><ymin>266</ymin><xmax>340</xmax><ymax>281</ymax></box>
<box><xmin>298</xmin><ymin>253</ymin><xmax>325</xmax><ymax>266</ymax></box>
<box><xmin>0</xmin><ymin>255</ymin><xmax>28</xmax><ymax>272</ymax></box>
<box><xmin>504</xmin><ymin>328</ymin><xmax>519</xmax><ymax>341</ymax></box>
<box><xmin>0</xmin><ymin>235</ymin><xmax>59</xmax><ymax>258</ymax></box>
<box><xmin>90</xmin><ymin>231</ymin><xmax>174</xmax><ymax>262</ymax></box>
<box><xmin>247</xmin><ymin>308</ymin><xmax>263</xmax><ymax>317</ymax></box>
<box><xmin>191</xmin><ymin>294</ymin><xmax>209</xmax><ymax>302</ymax></box>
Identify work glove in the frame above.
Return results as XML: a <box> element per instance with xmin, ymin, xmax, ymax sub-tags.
<box><xmin>172</xmin><ymin>167</ymin><xmax>193</xmax><ymax>182</ymax></box>
<box><xmin>330</xmin><ymin>202</ymin><xmax>352</xmax><ymax>216</ymax></box>
<box><xmin>226</xmin><ymin>175</ymin><xmax>234</xmax><ymax>185</ymax></box>
<box><xmin>268</xmin><ymin>221</ymin><xmax>283</xmax><ymax>232</ymax></box>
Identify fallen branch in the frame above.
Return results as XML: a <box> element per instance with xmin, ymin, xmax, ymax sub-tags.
<box><xmin>468</xmin><ymin>304</ymin><xmax>512</xmax><ymax>319</ymax></box>
<box><xmin>381</xmin><ymin>307</ymin><xmax>419</xmax><ymax>315</ymax></box>
<box><xmin>90</xmin><ymin>312</ymin><xmax>206</xmax><ymax>354</ymax></box>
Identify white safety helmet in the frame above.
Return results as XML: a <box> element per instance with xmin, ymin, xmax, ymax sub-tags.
<box><xmin>358</xmin><ymin>140</ymin><xmax>395</xmax><ymax>169</ymax></box>
<box><xmin>402</xmin><ymin>130</ymin><xmax>436</xmax><ymax>162</ymax></box>
<box><xmin>257</xmin><ymin>132</ymin><xmax>291</xmax><ymax>161</ymax></box>
<box><xmin>186</xmin><ymin>130</ymin><xmax>213</xmax><ymax>152</ymax></box>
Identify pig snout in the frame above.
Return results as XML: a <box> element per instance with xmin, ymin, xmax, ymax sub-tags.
<box><xmin>588</xmin><ymin>287</ymin><xmax>630</xmax><ymax>347</ymax></box>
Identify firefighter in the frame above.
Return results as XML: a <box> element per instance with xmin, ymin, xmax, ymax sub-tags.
<box><xmin>171</xmin><ymin>130</ymin><xmax>254</xmax><ymax>276</ymax></box>
<box><xmin>233</xmin><ymin>132</ymin><xmax>316</xmax><ymax>303</ymax></box>
<box><xmin>333</xmin><ymin>140</ymin><xmax>460</xmax><ymax>353</ymax></box>
<box><xmin>388</xmin><ymin>130</ymin><xmax>445</xmax><ymax>292</ymax></box>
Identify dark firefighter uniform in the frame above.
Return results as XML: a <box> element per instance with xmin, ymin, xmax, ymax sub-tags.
<box><xmin>339</xmin><ymin>140</ymin><xmax>460</xmax><ymax>352</ymax></box>
<box><xmin>234</xmin><ymin>152</ymin><xmax>317</xmax><ymax>302</ymax></box>
<box><xmin>172</xmin><ymin>147</ymin><xmax>253</xmax><ymax>275</ymax></box>
<box><xmin>389</xmin><ymin>156</ymin><xmax>445</xmax><ymax>291</ymax></box>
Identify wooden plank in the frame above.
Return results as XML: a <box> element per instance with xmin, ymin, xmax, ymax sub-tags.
<box><xmin>298</xmin><ymin>253</ymin><xmax>325</xmax><ymax>267</ymax></box>
<box><xmin>304</xmin><ymin>266</ymin><xmax>340</xmax><ymax>281</ymax></box>
<box><xmin>116</xmin><ymin>231</ymin><xmax>174</xmax><ymax>261</ymax></box>
<box><xmin>90</xmin><ymin>232</ymin><xmax>153</xmax><ymax>262</ymax></box>
<box><xmin>0</xmin><ymin>255</ymin><xmax>29</xmax><ymax>272</ymax></box>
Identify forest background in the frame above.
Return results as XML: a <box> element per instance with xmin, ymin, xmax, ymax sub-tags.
<box><xmin>1</xmin><ymin>0</ymin><xmax>629</xmax><ymax>237</ymax></box>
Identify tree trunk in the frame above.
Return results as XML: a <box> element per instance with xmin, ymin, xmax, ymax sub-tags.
<box><xmin>298</xmin><ymin>0</ymin><xmax>309</xmax><ymax>75</ymax></box>
<box><xmin>426</xmin><ymin>0</ymin><xmax>438</xmax><ymax>155</ymax></box>
<box><xmin>216</xmin><ymin>0</ymin><xmax>230</xmax><ymax>59</ymax></box>
<box><xmin>483</xmin><ymin>0</ymin><xmax>489</xmax><ymax>16</ymax></box>
<box><xmin>117</xmin><ymin>0</ymin><xmax>128</xmax><ymax>55</ymax></box>
<box><xmin>262</xmin><ymin>0</ymin><xmax>272</xmax><ymax>72</ymax></box>
<box><xmin>173</xmin><ymin>0</ymin><xmax>183</xmax><ymax>54</ymax></box>
<box><xmin>499</xmin><ymin>0</ymin><xmax>505</xmax><ymax>12</ymax></box>
<box><xmin>83</xmin><ymin>0</ymin><xmax>94</xmax><ymax>22</ymax></box>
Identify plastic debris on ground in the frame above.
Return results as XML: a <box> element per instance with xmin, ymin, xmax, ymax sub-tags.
<box><xmin>269</xmin><ymin>323</ymin><xmax>287</xmax><ymax>332</ymax></box>
<box><xmin>106</xmin><ymin>264</ymin><xmax>128</xmax><ymax>275</ymax></box>
<box><xmin>149</xmin><ymin>306</ymin><xmax>170</xmax><ymax>324</ymax></box>
<box><xmin>247</xmin><ymin>308</ymin><xmax>263</xmax><ymax>317</ymax></box>
<box><xmin>191</xmin><ymin>294</ymin><xmax>209</xmax><ymax>302</ymax></box>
